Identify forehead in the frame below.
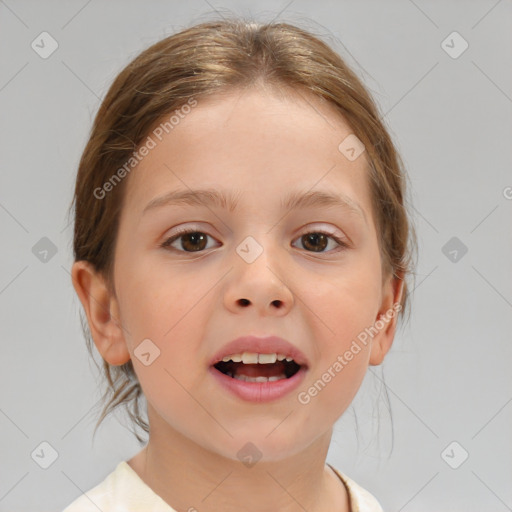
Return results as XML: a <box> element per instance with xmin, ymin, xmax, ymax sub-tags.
<box><xmin>122</xmin><ymin>87</ymin><xmax>372</xmax><ymax>221</ymax></box>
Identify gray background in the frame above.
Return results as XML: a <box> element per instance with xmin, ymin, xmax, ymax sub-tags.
<box><xmin>1</xmin><ymin>0</ymin><xmax>511</xmax><ymax>511</ymax></box>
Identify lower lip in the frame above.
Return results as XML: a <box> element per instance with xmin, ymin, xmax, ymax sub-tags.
<box><xmin>209</xmin><ymin>366</ymin><xmax>307</xmax><ymax>403</ymax></box>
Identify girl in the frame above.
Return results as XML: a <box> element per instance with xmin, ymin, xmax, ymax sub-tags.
<box><xmin>64</xmin><ymin>17</ymin><xmax>416</xmax><ymax>512</ymax></box>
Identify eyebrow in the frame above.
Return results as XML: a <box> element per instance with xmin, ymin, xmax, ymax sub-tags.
<box><xmin>142</xmin><ymin>188</ymin><xmax>367</xmax><ymax>224</ymax></box>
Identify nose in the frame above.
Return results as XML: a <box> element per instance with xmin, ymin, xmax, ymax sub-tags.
<box><xmin>223</xmin><ymin>241</ymin><xmax>295</xmax><ymax>316</ymax></box>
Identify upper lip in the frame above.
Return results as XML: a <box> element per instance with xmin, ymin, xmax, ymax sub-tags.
<box><xmin>210</xmin><ymin>335</ymin><xmax>309</xmax><ymax>367</ymax></box>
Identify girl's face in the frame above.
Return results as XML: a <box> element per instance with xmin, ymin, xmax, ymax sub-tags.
<box><xmin>99</xmin><ymin>87</ymin><xmax>401</xmax><ymax>461</ymax></box>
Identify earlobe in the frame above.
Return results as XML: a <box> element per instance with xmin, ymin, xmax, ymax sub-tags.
<box><xmin>71</xmin><ymin>261</ymin><xmax>131</xmax><ymax>366</ymax></box>
<box><xmin>369</xmin><ymin>271</ymin><xmax>405</xmax><ymax>366</ymax></box>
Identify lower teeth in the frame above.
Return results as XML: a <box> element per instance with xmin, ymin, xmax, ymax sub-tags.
<box><xmin>226</xmin><ymin>372</ymin><xmax>287</xmax><ymax>382</ymax></box>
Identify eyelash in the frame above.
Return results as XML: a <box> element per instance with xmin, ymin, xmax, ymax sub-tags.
<box><xmin>160</xmin><ymin>227</ymin><xmax>349</xmax><ymax>254</ymax></box>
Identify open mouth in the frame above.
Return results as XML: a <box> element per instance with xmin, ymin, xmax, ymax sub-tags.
<box><xmin>213</xmin><ymin>354</ymin><xmax>302</xmax><ymax>383</ymax></box>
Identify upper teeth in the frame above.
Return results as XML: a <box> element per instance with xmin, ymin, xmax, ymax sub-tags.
<box><xmin>221</xmin><ymin>352</ymin><xmax>294</xmax><ymax>364</ymax></box>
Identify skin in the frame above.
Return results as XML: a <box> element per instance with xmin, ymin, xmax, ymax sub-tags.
<box><xmin>72</xmin><ymin>85</ymin><xmax>403</xmax><ymax>512</ymax></box>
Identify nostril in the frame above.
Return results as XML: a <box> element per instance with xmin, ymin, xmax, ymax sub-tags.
<box><xmin>238</xmin><ymin>298</ymin><xmax>250</xmax><ymax>306</ymax></box>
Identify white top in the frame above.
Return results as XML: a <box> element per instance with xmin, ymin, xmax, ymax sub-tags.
<box><xmin>62</xmin><ymin>460</ymin><xmax>383</xmax><ymax>512</ymax></box>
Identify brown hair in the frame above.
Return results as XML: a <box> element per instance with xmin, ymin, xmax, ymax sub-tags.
<box><xmin>68</xmin><ymin>17</ymin><xmax>417</xmax><ymax>444</ymax></box>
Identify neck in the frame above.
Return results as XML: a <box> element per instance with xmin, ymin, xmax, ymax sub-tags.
<box><xmin>127</xmin><ymin>406</ymin><xmax>350</xmax><ymax>512</ymax></box>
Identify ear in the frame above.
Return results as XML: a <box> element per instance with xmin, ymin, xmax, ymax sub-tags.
<box><xmin>71</xmin><ymin>260</ymin><xmax>131</xmax><ymax>366</ymax></box>
<box><xmin>369</xmin><ymin>270</ymin><xmax>405</xmax><ymax>366</ymax></box>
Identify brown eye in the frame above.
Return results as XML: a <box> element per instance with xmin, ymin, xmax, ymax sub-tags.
<box><xmin>162</xmin><ymin>230</ymin><xmax>217</xmax><ymax>252</ymax></box>
<box><xmin>292</xmin><ymin>231</ymin><xmax>347</xmax><ymax>253</ymax></box>
<box><xmin>302</xmin><ymin>233</ymin><xmax>328</xmax><ymax>252</ymax></box>
<box><xmin>179</xmin><ymin>232</ymin><xmax>208</xmax><ymax>252</ymax></box>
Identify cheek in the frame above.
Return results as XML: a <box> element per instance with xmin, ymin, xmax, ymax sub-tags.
<box><xmin>306</xmin><ymin>255</ymin><xmax>382</xmax><ymax>341</ymax></box>
<box><xmin>117</xmin><ymin>267</ymin><xmax>211</xmax><ymax>379</ymax></box>
<box><xmin>116</xmin><ymin>257</ymin><xmax>198</xmax><ymax>341</ymax></box>
<box><xmin>298</xmin><ymin>257</ymin><xmax>380</xmax><ymax>410</ymax></box>
<box><xmin>300</xmin><ymin>303</ymin><xmax>372</xmax><ymax>426</ymax></box>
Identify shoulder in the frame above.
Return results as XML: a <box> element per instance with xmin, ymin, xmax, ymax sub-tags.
<box><xmin>61</xmin><ymin>461</ymin><xmax>176</xmax><ymax>512</ymax></box>
<box><xmin>62</xmin><ymin>461</ymin><xmax>129</xmax><ymax>512</ymax></box>
<box><xmin>329</xmin><ymin>465</ymin><xmax>384</xmax><ymax>512</ymax></box>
